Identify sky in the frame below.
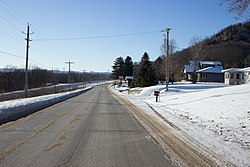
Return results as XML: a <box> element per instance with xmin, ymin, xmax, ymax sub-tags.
<box><xmin>0</xmin><ymin>0</ymin><xmax>248</xmax><ymax>72</ymax></box>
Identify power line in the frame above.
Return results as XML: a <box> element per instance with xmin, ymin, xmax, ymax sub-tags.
<box><xmin>1</xmin><ymin>0</ymin><xmax>68</xmax><ymax>60</ymax></box>
<box><xmin>0</xmin><ymin>14</ymin><xmax>23</xmax><ymax>31</ymax></box>
<box><xmin>0</xmin><ymin>50</ymin><xmax>23</xmax><ymax>59</ymax></box>
<box><xmin>0</xmin><ymin>50</ymin><xmax>51</xmax><ymax>69</ymax></box>
<box><xmin>0</xmin><ymin>28</ymin><xmax>24</xmax><ymax>47</ymax></box>
<box><xmin>30</xmin><ymin>26</ymin><xmax>71</xmax><ymax>61</ymax></box>
<box><xmin>28</xmin><ymin>59</ymin><xmax>51</xmax><ymax>69</ymax></box>
<box><xmin>33</xmin><ymin>30</ymin><xmax>162</xmax><ymax>41</ymax></box>
<box><xmin>0</xmin><ymin>0</ymin><xmax>27</xmax><ymax>26</ymax></box>
<box><xmin>0</xmin><ymin>1</ymin><xmax>68</xmax><ymax>70</ymax></box>
<box><xmin>0</xmin><ymin>0</ymin><xmax>69</xmax><ymax>69</ymax></box>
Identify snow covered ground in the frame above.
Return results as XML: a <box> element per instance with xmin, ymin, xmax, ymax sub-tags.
<box><xmin>110</xmin><ymin>82</ymin><xmax>250</xmax><ymax>167</ymax></box>
<box><xmin>0</xmin><ymin>82</ymin><xmax>108</xmax><ymax>125</ymax></box>
<box><xmin>0</xmin><ymin>86</ymin><xmax>92</xmax><ymax>125</ymax></box>
<box><xmin>0</xmin><ymin>81</ymin><xmax>109</xmax><ymax>125</ymax></box>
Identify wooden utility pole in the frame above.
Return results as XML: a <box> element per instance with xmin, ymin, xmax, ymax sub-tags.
<box><xmin>82</xmin><ymin>70</ymin><xmax>86</xmax><ymax>87</ymax></box>
<box><xmin>65</xmin><ymin>61</ymin><xmax>74</xmax><ymax>90</ymax></box>
<box><xmin>23</xmin><ymin>23</ymin><xmax>33</xmax><ymax>98</ymax></box>
<box><xmin>162</xmin><ymin>28</ymin><xmax>171</xmax><ymax>91</ymax></box>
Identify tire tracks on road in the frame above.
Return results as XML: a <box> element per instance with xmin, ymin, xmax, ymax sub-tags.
<box><xmin>0</xmin><ymin>102</ymin><xmax>81</xmax><ymax>161</ymax></box>
<box><xmin>110</xmin><ymin>89</ymin><xmax>236</xmax><ymax>167</ymax></box>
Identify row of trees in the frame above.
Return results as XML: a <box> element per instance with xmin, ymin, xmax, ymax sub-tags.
<box><xmin>111</xmin><ymin>56</ymin><xmax>134</xmax><ymax>79</ymax></box>
<box><xmin>112</xmin><ymin>52</ymin><xmax>160</xmax><ymax>87</ymax></box>
<box><xmin>0</xmin><ymin>66</ymin><xmax>110</xmax><ymax>93</ymax></box>
<box><xmin>0</xmin><ymin>67</ymin><xmax>48</xmax><ymax>93</ymax></box>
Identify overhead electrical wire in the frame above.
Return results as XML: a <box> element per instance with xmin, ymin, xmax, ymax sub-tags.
<box><xmin>33</xmin><ymin>30</ymin><xmax>162</xmax><ymax>41</ymax></box>
<box><xmin>31</xmin><ymin>27</ymin><xmax>71</xmax><ymax>61</ymax></box>
<box><xmin>0</xmin><ymin>50</ymin><xmax>51</xmax><ymax>69</ymax></box>
<box><xmin>0</xmin><ymin>0</ymin><xmax>69</xmax><ymax>69</ymax></box>
<box><xmin>0</xmin><ymin>50</ymin><xmax>23</xmax><ymax>59</ymax></box>
<box><xmin>0</xmin><ymin>0</ymin><xmax>27</xmax><ymax>26</ymax></box>
<box><xmin>0</xmin><ymin>29</ymin><xmax>23</xmax><ymax>46</ymax></box>
<box><xmin>33</xmin><ymin>30</ymin><xmax>186</xmax><ymax>51</ymax></box>
<box><xmin>0</xmin><ymin>0</ymin><xmax>72</xmax><ymax>63</ymax></box>
<box><xmin>0</xmin><ymin>14</ymin><xmax>23</xmax><ymax>31</ymax></box>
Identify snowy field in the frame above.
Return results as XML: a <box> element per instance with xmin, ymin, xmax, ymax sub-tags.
<box><xmin>110</xmin><ymin>82</ymin><xmax>250</xmax><ymax>167</ymax></box>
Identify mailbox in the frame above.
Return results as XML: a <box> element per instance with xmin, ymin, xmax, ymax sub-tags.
<box><xmin>154</xmin><ymin>90</ymin><xmax>160</xmax><ymax>96</ymax></box>
<box><xmin>154</xmin><ymin>90</ymin><xmax>160</xmax><ymax>102</ymax></box>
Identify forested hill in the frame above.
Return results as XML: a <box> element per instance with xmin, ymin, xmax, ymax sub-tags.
<box><xmin>169</xmin><ymin>21</ymin><xmax>250</xmax><ymax>81</ymax></box>
<box><xmin>207</xmin><ymin>21</ymin><xmax>250</xmax><ymax>44</ymax></box>
<box><xmin>202</xmin><ymin>21</ymin><xmax>250</xmax><ymax>68</ymax></box>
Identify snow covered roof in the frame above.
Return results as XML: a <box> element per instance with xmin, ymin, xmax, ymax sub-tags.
<box><xmin>125</xmin><ymin>76</ymin><xmax>133</xmax><ymax>80</ymax></box>
<box><xmin>222</xmin><ymin>67</ymin><xmax>250</xmax><ymax>73</ymax></box>
<box><xmin>200</xmin><ymin>61</ymin><xmax>222</xmax><ymax>66</ymax></box>
<box><xmin>221</xmin><ymin>68</ymin><xmax>242</xmax><ymax>73</ymax></box>
<box><xmin>197</xmin><ymin>67</ymin><xmax>223</xmax><ymax>73</ymax></box>
<box><xmin>184</xmin><ymin>65</ymin><xmax>194</xmax><ymax>73</ymax></box>
<box><xmin>241</xmin><ymin>67</ymin><xmax>250</xmax><ymax>72</ymax></box>
<box><xmin>188</xmin><ymin>60</ymin><xmax>196</xmax><ymax>66</ymax></box>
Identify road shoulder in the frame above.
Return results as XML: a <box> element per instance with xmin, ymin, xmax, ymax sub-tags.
<box><xmin>109</xmin><ymin>88</ymin><xmax>236</xmax><ymax>167</ymax></box>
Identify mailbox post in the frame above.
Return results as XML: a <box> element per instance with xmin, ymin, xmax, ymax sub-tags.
<box><xmin>154</xmin><ymin>90</ymin><xmax>160</xmax><ymax>102</ymax></box>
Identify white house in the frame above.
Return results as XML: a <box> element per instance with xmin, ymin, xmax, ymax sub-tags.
<box><xmin>222</xmin><ymin>67</ymin><xmax>250</xmax><ymax>85</ymax></box>
<box><xmin>222</xmin><ymin>68</ymin><xmax>244</xmax><ymax>85</ymax></box>
<box><xmin>241</xmin><ymin>67</ymin><xmax>250</xmax><ymax>84</ymax></box>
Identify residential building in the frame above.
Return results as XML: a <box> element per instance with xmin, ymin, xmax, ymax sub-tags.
<box><xmin>241</xmin><ymin>67</ymin><xmax>250</xmax><ymax>84</ymax></box>
<box><xmin>222</xmin><ymin>68</ymin><xmax>244</xmax><ymax>85</ymax></box>
<box><xmin>183</xmin><ymin>60</ymin><xmax>224</xmax><ymax>82</ymax></box>
<box><xmin>197</xmin><ymin>67</ymin><xmax>224</xmax><ymax>82</ymax></box>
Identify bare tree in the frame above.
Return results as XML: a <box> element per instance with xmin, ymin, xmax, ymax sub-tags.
<box><xmin>220</xmin><ymin>0</ymin><xmax>250</xmax><ymax>18</ymax></box>
<box><xmin>160</xmin><ymin>39</ymin><xmax>177</xmax><ymax>57</ymax></box>
<box><xmin>189</xmin><ymin>35</ymin><xmax>204</xmax><ymax>83</ymax></box>
<box><xmin>160</xmin><ymin>39</ymin><xmax>177</xmax><ymax>84</ymax></box>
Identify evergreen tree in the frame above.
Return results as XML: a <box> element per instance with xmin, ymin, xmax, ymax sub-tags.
<box><xmin>153</xmin><ymin>56</ymin><xmax>166</xmax><ymax>82</ymax></box>
<box><xmin>111</xmin><ymin>57</ymin><xmax>125</xmax><ymax>79</ymax></box>
<box><xmin>132</xmin><ymin>62</ymin><xmax>140</xmax><ymax>87</ymax></box>
<box><xmin>124</xmin><ymin>56</ymin><xmax>133</xmax><ymax>76</ymax></box>
<box><xmin>134</xmin><ymin>52</ymin><xmax>157</xmax><ymax>87</ymax></box>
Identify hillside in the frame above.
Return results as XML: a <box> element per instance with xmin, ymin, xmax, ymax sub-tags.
<box><xmin>169</xmin><ymin>21</ymin><xmax>250</xmax><ymax>81</ymax></box>
<box><xmin>208</xmin><ymin>21</ymin><xmax>250</xmax><ymax>44</ymax></box>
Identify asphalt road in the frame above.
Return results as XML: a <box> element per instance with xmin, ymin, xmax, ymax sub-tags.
<box><xmin>0</xmin><ymin>85</ymin><xmax>176</xmax><ymax>167</ymax></box>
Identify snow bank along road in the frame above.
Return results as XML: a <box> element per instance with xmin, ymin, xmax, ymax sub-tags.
<box><xmin>0</xmin><ymin>87</ymin><xmax>91</xmax><ymax>125</ymax></box>
<box><xmin>110</xmin><ymin>90</ymin><xmax>235</xmax><ymax>167</ymax></box>
<box><xmin>0</xmin><ymin>85</ymin><xmax>176</xmax><ymax>167</ymax></box>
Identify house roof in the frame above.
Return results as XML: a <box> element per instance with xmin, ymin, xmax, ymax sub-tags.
<box><xmin>184</xmin><ymin>65</ymin><xmax>194</xmax><ymax>73</ymax></box>
<box><xmin>241</xmin><ymin>67</ymin><xmax>250</xmax><ymax>72</ymax></box>
<box><xmin>221</xmin><ymin>68</ymin><xmax>242</xmax><ymax>73</ymax></box>
<box><xmin>184</xmin><ymin>60</ymin><xmax>223</xmax><ymax>73</ymax></box>
<box><xmin>125</xmin><ymin>76</ymin><xmax>133</xmax><ymax>80</ymax></box>
<box><xmin>197</xmin><ymin>67</ymin><xmax>223</xmax><ymax>73</ymax></box>
<box><xmin>200</xmin><ymin>61</ymin><xmax>222</xmax><ymax>66</ymax></box>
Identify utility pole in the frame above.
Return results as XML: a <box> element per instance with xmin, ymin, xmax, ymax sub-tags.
<box><xmin>23</xmin><ymin>23</ymin><xmax>34</xmax><ymax>98</ymax></box>
<box><xmin>65</xmin><ymin>61</ymin><xmax>74</xmax><ymax>90</ymax></box>
<box><xmin>108</xmin><ymin>70</ymin><xmax>110</xmax><ymax>81</ymax></box>
<box><xmin>90</xmin><ymin>71</ymin><xmax>92</xmax><ymax>86</ymax></box>
<box><xmin>52</xmin><ymin>68</ymin><xmax>56</xmax><ymax>93</ymax></box>
<box><xmin>82</xmin><ymin>70</ymin><xmax>86</xmax><ymax>87</ymax></box>
<box><xmin>162</xmin><ymin>28</ymin><xmax>171</xmax><ymax>91</ymax></box>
